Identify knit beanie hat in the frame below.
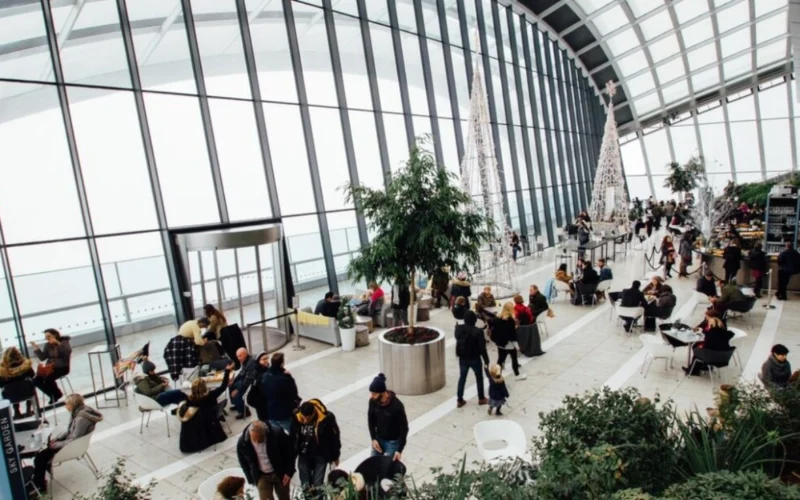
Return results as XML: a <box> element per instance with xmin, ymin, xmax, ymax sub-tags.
<box><xmin>141</xmin><ymin>360</ymin><xmax>156</xmax><ymax>374</ymax></box>
<box><xmin>369</xmin><ymin>373</ymin><xmax>387</xmax><ymax>393</ymax></box>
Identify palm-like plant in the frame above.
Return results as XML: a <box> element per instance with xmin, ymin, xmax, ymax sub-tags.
<box><xmin>344</xmin><ymin>136</ymin><xmax>492</xmax><ymax>339</ymax></box>
<box><xmin>663</xmin><ymin>155</ymin><xmax>706</xmax><ymax>200</ymax></box>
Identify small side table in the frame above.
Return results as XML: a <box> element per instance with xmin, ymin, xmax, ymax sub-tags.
<box><xmin>355</xmin><ymin>326</ymin><xmax>370</xmax><ymax>347</ymax></box>
<box><xmin>88</xmin><ymin>344</ymin><xmax>128</xmax><ymax>409</ymax></box>
<box><xmin>355</xmin><ymin>315</ymin><xmax>374</xmax><ymax>333</ymax></box>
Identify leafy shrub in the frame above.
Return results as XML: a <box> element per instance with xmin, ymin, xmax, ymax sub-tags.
<box><xmin>661</xmin><ymin>470</ymin><xmax>800</xmax><ymax>499</ymax></box>
<box><xmin>336</xmin><ymin>301</ymin><xmax>355</xmax><ymax>329</ymax></box>
<box><xmin>532</xmin><ymin>387</ymin><xmax>679</xmax><ymax>496</ymax></box>
<box><xmin>74</xmin><ymin>459</ymin><xmax>154</xmax><ymax>500</ymax></box>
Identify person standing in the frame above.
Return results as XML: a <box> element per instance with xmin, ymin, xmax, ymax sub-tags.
<box><xmin>455</xmin><ymin>311</ymin><xmax>489</xmax><ymax>408</ymax></box>
<box><xmin>449</xmin><ymin>272</ymin><xmax>472</xmax><ymax>309</ymax></box>
<box><xmin>178</xmin><ymin>317</ymin><xmax>211</xmax><ymax>346</ymax></box>
<box><xmin>661</xmin><ymin>235</ymin><xmax>675</xmax><ymax>279</ymax></box>
<box><xmin>230</xmin><ymin>348</ymin><xmax>259</xmax><ymax>420</ymax></box>
<box><xmin>722</xmin><ymin>239</ymin><xmax>742</xmax><ymax>284</ymax></box>
<box><xmin>490</xmin><ymin>303</ymin><xmax>527</xmax><ymax>380</ymax></box>
<box><xmin>237</xmin><ymin>420</ymin><xmax>295</xmax><ymax>500</ymax></box>
<box><xmin>367</xmin><ymin>374</ymin><xmax>408</xmax><ymax>461</ymax></box>
<box><xmin>510</xmin><ymin>231</ymin><xmax>521</xmax><ymax>261</ymax></box>
<box><xmin>748</xmin><ymin>243</ymin><xmax>767</xmax><ymax>297</ymax></box>
<box><xmin>777</xmin><ymin>242</ymin><xmax>800</xmax><ymax>300</ymax></box>
<box><xmin>293</xmin><ymin>399</ymin><xmax>341</xmax><ymax>493</ymax></box>
<box><xmin>260</xmin><ymin>352</ymin><xmax>300</xmax><ymax>433</ymax></box>
<box><xmin>431</xmin><ymin>267</ymin><xmax>450</xmax><ymax>308</ymax></box>
<box><xmin>391</xmin><ymin>280</ymin><xmax>410</xmax><ymax>327</ymax></box>
<box><xmin>678</xmin><ymin>234</ymin><xmax>692</xmax><ymax>278</ymax></box>
<box><xmin>204</xmin><ymin>304</ymin><xmax>228</xmax><ymax>339</ymax></box>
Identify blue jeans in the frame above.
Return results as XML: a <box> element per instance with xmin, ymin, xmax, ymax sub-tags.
<box><xmin>457</xmin><ymin>358</ymin><xmax>485</xmax><ymax>401</ymax></box>
<box><xmin>298</xmin><ymin>454</ymin><xmax>327</xmax><ymax>490</ymax></box>
<box><xmin>155</xmin><ymin>389</ymin><xmax>187</xmax><ymax>406</ymax></box>
<box><xmin>230</xmin><ymin>380</ymin><xmax>246</xmax><ymax>414</ymax></box>
<box><xmin>270</xmin><ymin>418</ymin><xmax>293</xmax><ymax>434</ymax></box>
<box><xmin>371</xmin><ymin>438</ymin><xmax>400</xmax><ymax>458</ymax></box>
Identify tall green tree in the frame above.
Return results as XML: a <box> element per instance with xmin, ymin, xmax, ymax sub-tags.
<box><xmin>663</xmin><ymin>155</ymin><xmax>705</xmax><ymax>200</ymax></box>
<box><xmin>344</xmin><ymin>137</ymin><xmax>492</xmax><ymax>337</ymax></box>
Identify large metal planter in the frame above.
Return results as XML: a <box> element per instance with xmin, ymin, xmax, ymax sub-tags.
<box><xmin>378</xmin><ymin>327</ymin><xmax>446</xmax><ymax>396</ymax></box>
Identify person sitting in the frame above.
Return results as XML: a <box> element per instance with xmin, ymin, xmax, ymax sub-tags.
<box><xmin>134</xmin><ymin>360</ymin><xmax>188</xmax><ymax>407</ymax></box>
<box><xmin>215</xmin><ymin>476</ymin><xmax>245</xmax><ymax>500</ymax></box>
<box><xmin>30</xmin><ymin>328</ymin><xmax>72</xmax><ymax>406</ymax></box>
<box><xmin>452</xmin><ymin>296</ymin><xmax>468</xmax><ymax>323</ymax></box>
<box><xmin>321</xmin><ymin>294</ymin><xmax>341</xmax><ymax>318</ymax></box>
<box><xmin>260</xmin><ymin>352</ymin><xmax>300</xmax><ymax>434</ymax></box>
<box><xmin>644</xmin><ymin>285</ymin><xmax>677</xmax><ymax>331</ymax></box>
<box><xmin>616</xmin><ymin>281</ymin><xmax>648</xmax><ymax>332</ymax></box>
<box><xmin>696</xmin><ymin>270</ymin><xmax>718</xmax><ymax>298</ymax></box>
<box><xmin>204</xmin><ymin>304</ymin><xmax>228</xmax><ymax>339</ymax></box>
<box><xmin>555</xmin><ymin>263</ymin><xmax>574</xmax><ymax>292</ymax></box>
<box><xmin>450</xmin><ymin>272</ymin><xmax>472</xmax><ymax>308</ymax></box>
<box><xmin>578</xmin><ymin>260</ymin><xmax>599</xmax><ymax>286</ymax></box>
<box><xmin>0</xmin><ymin>346</ymin><xmax>35</xmax><ymax>419</ymax></box>
<box><xmin>761</xmin><ymin>344</ymin><xmax>791</xmax><ymax>390</ymax></box>
<box><xmin>476</xmin><ymin>286</ymin><xmax>496</xmax><ymax>322</ymax></box>
<box><xmin>683</xmin><ymin>311</ymin><xmax>732</xmax><ymax>376</ymax></box>
<box><xmin>357</xmin><ymin>283</ymin><xmax>384</xmax><ymax>317</ymax></box>
<box><xmin>512</xmin><ymin>294</ymin><xmax>533</xmax><ymax>326</ymax></box>
<box><xmin>177</xmin><ymin>362</ymin><xmax>233</xmax><ymax>453</ymax></box>
<box><xmin>230</xmin><ymin>348</ymin><xmax>259</xmax><ymax>420</ymax></box>
<box><xmin>711</xmin><ymin>279</ymin><xmax>746</xmax><ymax>314</ymax></box>
<box><xmin>315</xmin><ymin>292</ymin><xmax>334</xmax><ymax>315</ymax></box>
<box><xmin>178</xmin><ymin>317</ymin><xmax>211</xmax><ymax>346</ymax></box>
<box><xmin>528</xmin><ymin>285</ymin><xmax>550</xmax><ymax>321</ymax></box>
<box><xmin>597</xmin><ymin>258</ymin><xmax>613</xmax><ymax>281</ymax></box>
<box><xmin>199</xmin><ymin>330</ymin><xmax>228</xmax><ymax>370</ymax></box>
<box><xmin>642</xmin><ymin>276</ymin><xmax>664</xmax><ymax>296</ymax></box>
<box><xmin>33</xmin><ymin>394</ymin><xmax>102</xmax><ymax>491</ymax></box>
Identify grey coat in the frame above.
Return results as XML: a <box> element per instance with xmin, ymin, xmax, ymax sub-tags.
<box><xmin>34</xmin><ymin>337</ymin><xmax>72</xmax><ymax>370</ymax></box>
<box><xmin>761</xmin><ymin>356</ymin><xmax>791</xmax><ymax>389</ymax></box>
<box><xmin>52</xmin><ymin>404</ymin><xmax>103</xmax><ymax>450</ymax></box>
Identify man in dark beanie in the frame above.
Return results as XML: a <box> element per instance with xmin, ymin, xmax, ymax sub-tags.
<box><xmin>293</xmin><ymin>399</ymin><xmax>341</xmax><ymax>493</ymax></box>
<box><xmin>367</xmin><ymin>373</ymin><xmax>408</xmax><ymax>461</ymax></box>
<box><xmin>133</xmin><ymin>360</ymin><xmax>187</xmax><ymax>407</ymax></box>
<box><xmin>762</xmin><ymin>344</ymin><xmax>792</xmax><ymax>389</ymax></box>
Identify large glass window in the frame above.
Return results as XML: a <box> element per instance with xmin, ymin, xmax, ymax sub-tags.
<box><xmin>192</xmin><ymin>0</ymin><xmax>251</xmax><ymax>99</ymax></box>
<box><xmin>369</xmin><ymin>24</ymin><xmax>403</xmax><ymax>113</ymax></box>
<box><xmin>208</xmin><ymin>98</ymin><xmax>272</xmax><ymax>221</ymax></box>
<box><xmin>349</xmin><ymin>110</ymin><xmax>386</xmax><ymax>190</ymax></box>
<box><xmin>0</xmin><ymin>3</ymin><xmax>52</xmax><ymax>86</ymax></box>
<box><xmin>400</xmin><ymin>32</ymin><xmax>430</xmax><ymax>117</ymax></box>
<box><xmin>293</xmin><ymin>3</ymin><xmax>338</xmax><ymax>107</ymax></box>
<box><xmin>68</xmin><ymin>88</ymin><xmax>159</xmax><ymax>234</ymax></box>
<box><xmin>263</xmin><ymin>103</ymin><xmax>315</xmax><ymax>215</ymax></box>
<box><xmin>310</xmin><ymin>108</ymin><xmax>353</xmax><ymax>211</ymax></box>
<box><xmin>248</xmin><ymin>0</ymin><xmax>297</xmax><ymax>103</ymax></box>
<box><xmin>334</xmin><ymin>13</ymin><xmax>372</xmax><ymax>110</ymax></box>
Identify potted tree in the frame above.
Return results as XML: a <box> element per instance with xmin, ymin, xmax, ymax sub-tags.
<box><xmin>663</xmin><ymin>155</ymin><xmax>705</xmax><ymax>201</ymax></box>
<box><xmin>337</xmin><ymin>301</ymin><xmax>356</xmax><ymax>352</ymax></box>
<box><xmin>345</xmin><ymin>136</ymin><xmax>491</xmax><ymax>395</ymax></box>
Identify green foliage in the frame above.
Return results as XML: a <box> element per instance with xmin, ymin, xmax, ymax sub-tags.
<box><xmin>74</xmin><ymin>459</ymin><xmax>154</xmax><ymax>500</ymax></box>
<box><xmin>663</xmin><ymin>155</ymin><xmax>706</xmax><ymax>195</ymax></box>
<box><xmin>661</xmin><ymin>470</ymin><xmax>800</xmax><ymax>499</ymax></box>
<box><xmin>344</xmin><ymin>135</ymin><xmax>491</xmax><ymax>297</ymax></box>
<box><xmin>532</xmin><ymin>387</ymin><xmax>679</xmax><ymax>496</ymax></box>
<box><xmin>336</xmin><ymin>301</ymin><xmax>355</xmax><ymax>329</ymax></box>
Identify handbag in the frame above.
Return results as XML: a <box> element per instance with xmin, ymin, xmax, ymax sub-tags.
<box><xmin>36</xmin><ymin>362</ymin><xmax>54</xmax><ymax>378</ymax></box>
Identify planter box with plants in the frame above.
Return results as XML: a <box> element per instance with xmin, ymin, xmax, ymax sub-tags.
<box><xmin>344</xmin><ymin>136</ymin><xmax>491</xmax><ymax>396</ymax></box>
<box><xmin>337</xmin><ymin>301</ymin><xmax>356</xmax><ymax>352</ymax></box>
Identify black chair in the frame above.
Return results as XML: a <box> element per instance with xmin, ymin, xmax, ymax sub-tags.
<box><xmin>725</xmin><ymin>296</ymin><xmax>757</xmax><ymax>326</ymax></box>
<box><xmin>687</xmin><ymin>347</ymin><xmax>736</xmax><ymax>387</ymax></box>
<box><xmin>573</xmin><ymin>282</ymin><xmax>598</xmax><ymax>306</ymax></box>
<box><xmin>355</xmin><ymin>455</ymin><xmax>406</xmax><ymax>495</ymax></box>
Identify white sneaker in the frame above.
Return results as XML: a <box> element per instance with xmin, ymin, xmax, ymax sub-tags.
<box><xmin>515</xmin><ymin>373</ymin><xmax>528</xmax><ymax>381</ymax></box>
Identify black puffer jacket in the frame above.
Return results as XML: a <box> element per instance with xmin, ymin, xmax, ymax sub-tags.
<box><xmin>490</xmin><ymin>317</ymin><xmax>518</xmax><ymax>348</ymax></box>
<box><xmin>260</xmin><ymin>365</ymin><xmax>300</xmax><ymax>421</ymax></box>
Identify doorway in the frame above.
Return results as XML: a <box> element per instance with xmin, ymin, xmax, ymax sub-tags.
<box><xmin>171</xmin><ymin>223</ymin><xmax>291</xmax><ymax>353</ymax></box>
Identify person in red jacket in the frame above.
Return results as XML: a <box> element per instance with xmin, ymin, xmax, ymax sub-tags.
<box><xmin>512</xmin><ymin>294</ymin><xmax>533</xmax><ymax>325</ymax></box>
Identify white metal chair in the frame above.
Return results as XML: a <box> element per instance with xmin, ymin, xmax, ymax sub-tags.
<box><xmin>198</xmin><ymin>468</ymin><xmax>257</xmax><ymax>500</ymax></box>
<box><xmin>607</xmin><ymin>290</ymin><xmax>621</xmax><ymax>321</ymax></box>
<box><xmin>536</xmin><ymin>318</ymin><xmax>549</xmax><ymax>338</ymax></box>
<box><xmin>639</xmin><ymin>334</ymin><xmax>675</xmax><ymax>377</ymax></box>
<box><xmin>692</xmin><ymin>290</ymin><xmax>712</xmax><ymax>315</ymax></box>
<box><xmin>728</xmin><ymin>327</ymin><xmax>747</xmax><ymax>367</ymax></box>
<box><xmin>553</xmin><ymin>281</ymin><xmax>572</xmax><ymax>301</ymax></box>
<box><xmin>616</xmin><ymin>306</ymin><xmax>645</xmax><ymax>334</ymax></box>
<box><xmin>596</xmin><ymin>280</ymin><xmax>612</xmax><ymax>294</ymax></box>
<box><xmin>134</xmin><ymin>391</ymin><xmax>171</xmax><ymax>437</ymax></box>
<box><xmin>49</xmin><ymin>433</ymin><xmax>100</xmax><ymax>487</ymax></box>
<box><xmin>473</xmin><ymin>420</ymin><xmax>530</xmax><ymax>463</ymax></box>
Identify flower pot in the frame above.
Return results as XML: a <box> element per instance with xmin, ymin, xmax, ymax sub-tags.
<box><xmin>378</xmin><ymin>327</ymin><xmax>445</xmax><ymax>395</ymax></box>
<box><xmin>340</xmin><ymin>327</ymin><xmax>356</xmax><ymax>352</ymax></box>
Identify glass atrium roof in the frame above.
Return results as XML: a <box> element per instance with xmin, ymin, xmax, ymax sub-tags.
<box><xmin>518</xmin><ymin>0</ymin><xmax>791</xmax><ymax>133</ymax></box>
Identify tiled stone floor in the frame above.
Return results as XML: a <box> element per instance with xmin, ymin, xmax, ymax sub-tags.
<box><xmin>37</xmin><ymin>232</ymin><xmax>794</xmax><ymax>499</ymax></box>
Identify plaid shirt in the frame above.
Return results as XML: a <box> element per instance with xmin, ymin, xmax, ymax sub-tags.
<box><xmin>163</xmin><ymin>336</ymin><xmax>199</xmax><ymax>380</ymax></box>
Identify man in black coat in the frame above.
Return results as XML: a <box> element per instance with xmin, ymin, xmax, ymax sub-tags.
<box><xmin>260</xmin><ymin>352</ymin><xmax>300</xmax><ymax>433</ymax></box>
<box><xmin>314</xmin><ymin>292</ymin><xmax>333</xmax><ymax>315</ymax></box>
<box><xmin>237</xmin><ymin>420</ymin><xmax>295</xmax><ymax>500</ymax></box>
<box><xmin>368</xmin><ymin>373</ymin><xmax>409</xmax><ymax>461</ymax></box>
<box><xmin>292</xmin><ymin>399</ymin><xmax>341</xmax><ymax>493</ymax></box>
<box><xmin>616</xmin><ymin>280</ymin><xmax>648</xmax><ymax>332</ymax></box>
<box><xmin>696</xmin><ymin>270</ymin><xmax>718</xmax><ymax>298</ymax></box>
<box><xmin>777</xmin><ymin>242</ymin><xmax>800</xmax><ymax>300</ymax></box>
<box><xmin>455</xmin><ymin>311</ymin><xmax>490</xmax><ymax>408</ymax></box>
<box><xmin>528</xmin><ymin>285</ymin><xmax>549</xmax><ymax>320</ymax></box>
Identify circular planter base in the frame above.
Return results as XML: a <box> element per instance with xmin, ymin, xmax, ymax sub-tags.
<box><xmin>378</xmin><ymin>327</ymin><xmax>446</xmax><ymax>396</ymax></box>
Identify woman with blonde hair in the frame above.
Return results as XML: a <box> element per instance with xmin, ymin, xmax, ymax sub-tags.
<box><xmin>178</xmin><ymin>362</ymin><xmax>234</xmax><ymax>453</ymax></box>
<box><xmin>0</xmin><ymin>346</ymin><xmax>35</xmax><ymax>418</ymax></box>
<box><xmin>203</xmin><ymin>304</ymin><xmax>228</xmax><ymax>338</ymax></box>
<box><xmin>489</xmin><ymin>302</ymin><xmax>527</xmax><ymax>380</ymax></box>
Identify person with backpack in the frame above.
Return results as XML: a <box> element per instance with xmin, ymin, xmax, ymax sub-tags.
<box><xmin>455</xmin><ymin>311</ymin><xmax>489</xmax><ymax>409</ymax></box>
